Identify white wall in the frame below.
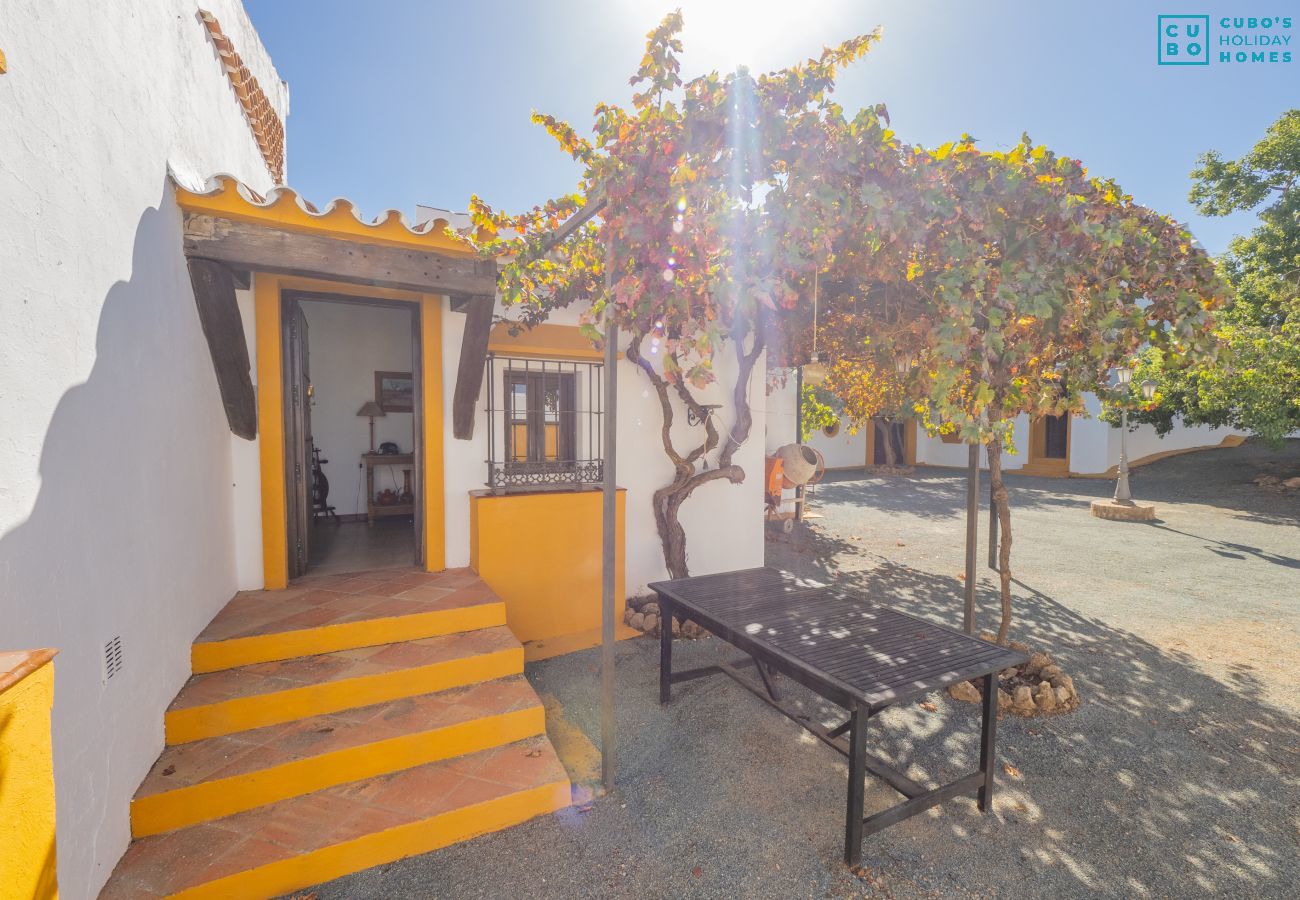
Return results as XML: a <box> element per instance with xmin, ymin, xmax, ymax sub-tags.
<box><xmin>763</xmin><ymin>374</ymin><xmax>867</xmax><ymax>469</ymax></box>
<box><xmin>764</xmin><ymin>380</ymin><xmax>1245</xmax><ymax>476</ymax></box>
<box><xmin>301</xmin><ymin>301</ymin><xmax>416</xmax><ymax>516</ymax></box>
<box><xmin>0</xmin><ymin>3</ymin><xmax>286</xmax><ymax>896</ymax></box>
<box><xmin>442</xmin><ymin>302</ymin><xmax>766</xmax><ymax>593</ymax></box>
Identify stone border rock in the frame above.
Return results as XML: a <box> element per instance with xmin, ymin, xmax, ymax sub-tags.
<box><xmin>946</xmin><ymin>637</ymin><xmax>1080</xmax><ymax>717</ymax></box>
<box><xmin>1090</xmin><ymin>498</ymin><xmax>1156</xmax><ymax>521</ymax></box>
<box><xmin>624</xmin><ymin>595</ymin><xmax>709</xmax><ymax>639</ymax></box>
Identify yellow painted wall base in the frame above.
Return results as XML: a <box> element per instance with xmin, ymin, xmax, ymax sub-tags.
<box><xmin>524</xmin><ymin>623</ymin><xmax>641</xmax><ymax>663</ymax></box>
<box><xmin>0</xmin><ymin>650</ymin><xmax>59</xmax><ymax>900</ymax></box>
<box><xmin>470</xmin><ymin>489</ymin><xmax>626</xmax><ymax>653</ymax></box>
<box><xmin>171</xmin><ymin>780</ymin><xmax>571</xmax><ymax>900</ymax></box>
<box><xmin>133</xmin><ymin>705</ymin><xmax>544</xmax><ymax>837</ymax></box>
<box><xmin>165</xmin><ymin>647</ymin><xmax>522</xmax><ymax>744</ymax></box>
<box><xmin>190</xmin><ymin>602</ymin><xmax>506</xmax><ymax>673</ymax></box>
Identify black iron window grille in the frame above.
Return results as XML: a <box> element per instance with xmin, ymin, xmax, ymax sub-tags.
<box><xmin>485</xmin><ymin>354</ymin><xmax>604</xmax><ymax>490</ymax></box>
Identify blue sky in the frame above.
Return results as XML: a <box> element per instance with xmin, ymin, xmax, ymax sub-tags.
<box><xmin>244</xmin><ymin>1</ymin><xmax>1299</xmax><ymax>255</ymax></box>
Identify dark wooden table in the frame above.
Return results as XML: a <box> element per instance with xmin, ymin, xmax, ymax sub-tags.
<box><xmin>649</xmin><ymin>567</ymin><xmax>1027</xmax><ymax>866</ymax></box>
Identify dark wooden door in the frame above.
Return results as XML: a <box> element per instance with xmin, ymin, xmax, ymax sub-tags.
<box><xmin>283</xmin><ymin>300</ymin><xmax>313</xmax><ymax>578</ymax></box>
<box><xmin>1043</xmin><ymin>414</ymin><xmax>1069</xmax><ymax>460</ymax></box>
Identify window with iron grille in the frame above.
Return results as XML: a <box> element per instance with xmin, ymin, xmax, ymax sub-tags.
<box><xmin>485</xmin><ymin>354</ymin><xmax>604</xmax><ymax>490</ymax></box>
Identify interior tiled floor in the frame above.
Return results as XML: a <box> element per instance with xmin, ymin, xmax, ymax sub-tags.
<box><xmin>309</xmin><ymin>518</ymin><xmax>415</xmax><ymax>575</ymax></box>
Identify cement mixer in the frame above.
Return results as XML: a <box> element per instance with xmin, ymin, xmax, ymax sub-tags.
<box><xmin>765</xmin><ymin>443</ymin><xmax>825</xmax><ymax>532</ymax></box>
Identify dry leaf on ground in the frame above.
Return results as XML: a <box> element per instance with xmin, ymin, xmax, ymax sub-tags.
<box><xmin>1003</xmin><ymin>762</ymin><xmax>1023</xmax><ymax>778</ymax></box>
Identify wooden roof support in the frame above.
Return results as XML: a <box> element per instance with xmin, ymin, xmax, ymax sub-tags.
<box><xmin>187</xmin><ymin>258</ymin><xmax>257</xmax><ymax>439</ymax></box>
<box><xmin>451</xmin><ymin>294</ymin><xmax>495</xmax><ymax>440</ymax></box>
<box><xmin>183</xmin><ymin>213</ymin><xmax>498</xmax><ymax>299</ymax></box>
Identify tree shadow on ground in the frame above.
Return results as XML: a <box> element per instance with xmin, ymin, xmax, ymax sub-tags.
<box><xmin>765</xmin><ymin>527</ymin><xmax>1299</xmax><ymax>897</ymax></box>
<box><xmin>809</xmin><ymin>439</ymin><xmax>1300</xmax><ymax>526</ymax></box>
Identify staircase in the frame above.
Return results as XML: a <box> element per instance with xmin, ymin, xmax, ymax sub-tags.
<box><xmin>102</xmin><ymin>569</ymin><xmax>571</xmax><ymax>899</ymax></box>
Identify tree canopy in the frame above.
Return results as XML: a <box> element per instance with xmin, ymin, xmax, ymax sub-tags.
<box><xmin>1119</xmin><ymin>109</ymin><xmax>1300</xmax><ymax>445</ymax></box>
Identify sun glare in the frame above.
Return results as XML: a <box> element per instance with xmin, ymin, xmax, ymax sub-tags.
<box><xmin>627</xmin><ymin>0</ymin><xmax>852</xmax><ymax>71</ymax></box>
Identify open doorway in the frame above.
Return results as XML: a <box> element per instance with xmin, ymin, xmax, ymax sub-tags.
<box><xmin>281</xmin><ymin>291</ymin><xmax>423</xmax><ymax>578</ymax></box>
<box><xmin>1027</xmin><ymin>413</ymin><xmax>1070</xmax><ymax>475</ymax></box>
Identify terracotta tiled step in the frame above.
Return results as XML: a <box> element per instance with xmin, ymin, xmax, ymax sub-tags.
<box><xmin>165</xmin><ymin>627</ymin><xmax>523</xmax><ymax>745</ymax></box>
<box><xmin>132</xmin><ymin>676</ymin><xmax>545</xmax><ymax>838</ymax></box>
<box><xmin>102</xmin><ymin>735</ymin><xmax>572</xmax><ymax>900</ymax></box>
<box><xmin>192</xmin><ymin>568</ymin><xmax>503</xmax><ymax>673</ymax></box>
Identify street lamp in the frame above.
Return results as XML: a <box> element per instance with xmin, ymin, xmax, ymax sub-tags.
<box><xmin>1113</xmin><ymin>365</ymin><xmax>1135</xmax><ymax>503</ymax></box>
<box><xmin>1090</xmin><ymin>368</ymin><xmax>1157</xmax><ymax>521</ymax></box>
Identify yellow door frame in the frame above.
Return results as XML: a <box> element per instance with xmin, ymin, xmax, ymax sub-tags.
<box><xmin>864</xmin><ymin>418</ymin><xmax>917</xmax><ymax>467</ymax></box>
<box><xmin>1026</xmin><ymin>414</ymin><xmax>1071</xmax><ymax>476</ymax></box>
<box><xmin>254</xmin><ymin>274</ymin><xmax>445</xmax><ymax>589</ymax></box>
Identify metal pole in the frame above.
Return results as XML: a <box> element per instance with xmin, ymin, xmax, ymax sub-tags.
<box><xmin>1114</xmin><ymin>408</ymin><xmax>1132</xmax><ymax>503</ymax></box>
<box><xmin>987</xmin><ymin>457</ymin><xmax>998</xmax><ymax>572</ymax></box>
<box><xmin>794</xmin><ymin>366</ymin><xmax>805</xmax><ymax>522</ymax></box>
<box><xmin>600</xmin><ymin>244</ymin><xmax>619</xmax><ymax>792</ymax></box>
<box><xmin>964</xmin><ymin>443</ymin><xmax>979</xmax><ymax>635</ymax></box>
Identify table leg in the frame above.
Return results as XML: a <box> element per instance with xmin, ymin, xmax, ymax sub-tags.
<box><xmin>845</xmin><ymin>703</ymin><xmax>867</xmax><ymax>866</ymax></box>
<box><xmin>978</xmin><ymin>672</ymin><xmax>997</xmax><ymax>812</ymax></box>
<box><xmin>659</xmin><ymin>596</ymin><xmax>673</xmax><ymax>704</ymax></box>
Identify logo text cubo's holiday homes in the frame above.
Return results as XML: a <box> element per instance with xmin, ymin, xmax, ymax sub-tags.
<box><xmin>1159</xmin><ymin>15</ymin><xmax>1294</xmax><ymax>66</ymax></box>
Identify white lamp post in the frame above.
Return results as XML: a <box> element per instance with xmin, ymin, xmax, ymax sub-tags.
<box><xmin>1091</xmin><ymin>367</ymin><xmax>1157</xmax><ymax>521</ymax></box>
<box><xmin>1113</xmin><ymin>365</ymin><xmax>1134</xmax><ymax>502</ymax></box>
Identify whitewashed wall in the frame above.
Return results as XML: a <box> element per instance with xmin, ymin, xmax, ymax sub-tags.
<box><xmin>442</xmin><ymin>302</ymin><xmax>765</xmax><ymax>592</ymax></box>
<box><xmin>766</xmin><ymin>383</ymin><xmax>1246</xmax><ymax>475</ymax></box>
<box><xmin>0</xmin><ymin>2</ymin><xmax>286</xmax><ymax>896</ymax></box>
<box><xmin>764</xmin><ymin>374</ymin><xmax>868</xmax><ymax>469</ymax></box>
<box><xmin>301</xmin><ymin>301</ymin><xmax>416</xmax><ymax>516</ymax></box>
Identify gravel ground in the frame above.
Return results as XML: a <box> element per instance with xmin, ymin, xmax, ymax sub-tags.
<box><xmin>307</xmin><ymin>440</ymin><xmax>1299</xmax><ymax>899</ymax></box>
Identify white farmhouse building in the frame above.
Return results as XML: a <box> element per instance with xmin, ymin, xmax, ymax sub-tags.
<box><xmin>1</xmin><ymin>3</ymin><xmax>765</xmax><ymax>896</ymax></box>
<box><xmin>766</xmin><ymin>375</ymin><xmax>1247</xmax><ymax>478</ymax></box>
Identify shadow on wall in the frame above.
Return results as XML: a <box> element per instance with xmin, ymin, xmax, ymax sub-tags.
<box><xmin>765</xmin><ymin>530</ymin><xmax>1300</xmax><ymax>896</ymax></box>
<box><xmin>0</xmin><ymin>181</ymin><xmax>239</xmax><ymax>896</ymax></box>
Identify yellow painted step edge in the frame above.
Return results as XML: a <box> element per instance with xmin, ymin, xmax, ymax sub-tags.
<box><xmin>191</xmin><ymin>602</ymin><xmax>507</xmax><ymax>673</ymax></box>
<box><xmin>165</xmin><ymin>647</ymin><xmax>523</xmax><ymax>745</ymax></box>
<box><xmin>133</xmin><ymin>705</ymin><xmax>545</xmax><ymax>837</ymax></box>
<box><xmin>171</xmin><ymin>779</ymin><xmax>572</xmax><ymax>900</ymax></box>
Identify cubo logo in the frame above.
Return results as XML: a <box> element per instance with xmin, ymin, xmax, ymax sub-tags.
<box><xmin>1159</xmin><ymin>15</ymin><xmax>1211</xmax><ymax>64</ymax></box>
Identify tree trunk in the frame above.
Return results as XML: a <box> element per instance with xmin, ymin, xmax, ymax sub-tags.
<box><xmin>986</xmin><ymin>436</ymin><xmax>1014</xmax><ymax>645</ymax></box>
<box><xmin>876</xmin><ymin>419</ymin><xmax>898</xmax><ymax>467</ymax></box>
<box><xmin>626</xmin><ymin>330</ymin><xmax>764</xmax><ymax>580</ymax></box>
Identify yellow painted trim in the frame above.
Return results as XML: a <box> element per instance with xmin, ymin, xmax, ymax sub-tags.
<box><xmin>488</xmin><ymin>323</ymin><xmax>613</xmax><ymax>361</ymax></box>
<box><xmin>0</xmin><ymin>653</ymin><xmax>58</xmax><ymax>900</ymax></box>
<box><xmin>864</xmin><ymin>418</ymin><xmax>917</xmax><ymax>467</ymax></box>
<box><xmin>470</xmin><ymin>490</ymin><xmax>626</xmax><ymax>653</ymax></box>
<box><xmin>165</xmin><ymin>647</ymin><xmax>522</xmax><ymax>744</ymax></box>
<box><xmin>256</xmin><ymin>277</ymin><xmax>445</xmax><ymax>586</ymax></box>
<box><xmin>171</xmin><ymin>781</ymin><xmax>570</xmax><ymax>900</ymax></box>
<box><xmin>174</xmin><ymin>176</ymin><xmax>477</xmax><ymax>257</ymax></box>
<box><xmin>523</xmin><ymin>623</ymin><xmax>641</xmax><ymax>663</ymax></box>
<box><xmin>190</xmin><ymin>603</ymin><xmax>505</xmax><ymax>674</ymax></box>
<box><xmin>421</xmin><ymin>294</ymin><xmax>445</xmax><ymax>571</ymax></box>
<box><xmin>133</xmin><ymin>705</ymin><xmax>544</xmax><ymax>837</ymax></box>
<box><xmin>1023</xmin><ymin>414</ymin><xmax>1071</xmax><ymax>476</ymax></box>
<box><xmin>254</xmin><ymin>274</ymin><xmax>288</xmax><ymax>590</ymax></box>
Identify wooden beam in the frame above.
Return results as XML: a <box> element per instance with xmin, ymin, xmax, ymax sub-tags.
<box><xmin>186</xmin><ymin>258</ymin><xmax>257</xmax><ymax>439</ymax></box>
<box><xmin>183</xmin><ymin>213</ymin><xmax>498</xmax><ymax>298</ymax></box>
<box><xmin>451</xmin><ymin>294</ymin><xmax>495</xmax><ymax>440</ymax></box>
